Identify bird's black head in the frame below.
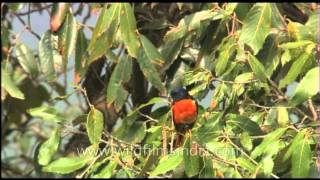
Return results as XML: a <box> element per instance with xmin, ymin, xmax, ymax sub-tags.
<box><xmin>170</xmin><ymin>88</ymin><xmax>190</xmax><ymax>102</ymax></box>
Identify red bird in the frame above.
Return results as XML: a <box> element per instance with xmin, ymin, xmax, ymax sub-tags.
<box><xmin>170</xmin><ymin>88</ymin><xmax>198</xmax><ymax>147</ymax></box>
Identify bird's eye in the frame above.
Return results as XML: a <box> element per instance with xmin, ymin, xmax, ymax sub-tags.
<box><xmin>171</xmin><ymin>91</ymin><xmax>177</xmax><ymax>96</ymax></box>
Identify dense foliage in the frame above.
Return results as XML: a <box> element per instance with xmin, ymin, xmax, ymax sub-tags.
<box><xmin>1</xmin><ymin>3</ymin><xmax>319</xmax><ymax>178</ymax></box>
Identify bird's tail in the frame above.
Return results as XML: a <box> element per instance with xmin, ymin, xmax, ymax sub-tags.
<box><xmin>175</xmin><ymin>132</ymin><xmax>184</xmax><ymax>148</ymax></box>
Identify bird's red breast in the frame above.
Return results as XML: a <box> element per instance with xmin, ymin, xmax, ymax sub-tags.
<box><xmin>172</xmin><ymin>99</ymin><xmax>197</xmax><ymax>125</ymax></box>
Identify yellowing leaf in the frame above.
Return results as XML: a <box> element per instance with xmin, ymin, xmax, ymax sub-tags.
<box><xmin>277</xmin><ymin>106</ymin><xmax>289</xmax><ymax>127</ymax></box>
<box><xmin>86</xmin><ymin>107</ymin><xmax>104</xmax><ymax>144</ymax></box>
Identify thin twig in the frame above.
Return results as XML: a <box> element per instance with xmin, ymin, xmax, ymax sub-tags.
<box><xmin>27</xmin><ymin>3</ymin><xmax>31</xmax><ymax>28</ymax></box>
<box><xmin>5</xmin><ymin>27</ymin><xmax>28</xmax><ymax>70</ymax></box>
<box><xmin>162</xmin><ymin>124</ymin><xmax>167</xmax><ymax>156</ymax></box>
<box><xmin>308</xmin><ymin>99</ymin><xmax>317</xmax><ymax>121</ymax></box>
<box><xmin>294</xmin><ymin>107</ymin><xmax>314</xmax><ymax>122</ymax></box>
<box><xmin>231</xmin><ymin>13</ymin><xmax>244</xmax><ymax>25</ymax></box>
<box><xmin>102</xmin><ymin>131</ymin><xmax>140</xmax><ymax>148</ymax></box>
<box><xmin>77</xmin><ymin>22</ymin><xmax>94</xmax><ymax>31</ymax></box>
<box><xmin>211</xmin><ymin>77</ymin><xmax>258</xmax><ymax>85</ymax></box>
<box><xmin>76</xmin><ymin>154</ymin><xmax>101</xmax><ymax>178</ymax></box>
<box><xmin>13</xmin><ymin>12</ymin><xmax>41</xmax><ymax>40</ymax></box>
<box><xmin>195</xmin><ymin>143</ymin><xmax>240</xmax><ymax>170</ymax></box>
<box><xmin>82</xmin><ymin>4</ymin><xmax>91</xmax><ymax>25</ymax></box>
<box><xmin>138</xmin><ymin>111</ymin><xmax>159</xmax><ymax>123</ymax></box>
<box><xmin>170</xmin><ymin>116</ymin><xmax>175</xmax><ymax>153</ymax></box>
<box><xmin>77</xmin><ymin>86</ymin><xmax>93</xmax><ymax>108</ymax></box>
<box><xmin>224</xmin><ymin>133</ymin><xmax>279</xmax><ymax>179</ymax></box>
<box><xmin>73</xmin><ymin>3</ymin><xmax>84</xmax><ymax>16</ymax></box>
<box><xmin>15</xmin><ymin>3</ymin><xmax>53</xmax><ymax>16</ymax></box>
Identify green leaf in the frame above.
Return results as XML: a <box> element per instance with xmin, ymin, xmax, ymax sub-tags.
<box><xmin>126</xmin><ymin>97</ymin><xmax>168</xmax><ymax>118</ymax></box>
<box><xmin>251</xmin><ymin>128</ymin><xmax>287</xmax><ymax>159</ymax></box>
<box><xmin>234</xmin><ymin>72</ymin><xmax>254</xmax><ymax>83</ymax></box>
<box><xmin>106</xmin><ymin>55</ymin><xmax>132</xmax><ymax>112</ymax></box>
<box><xmin>206</xmin><ymin>141</ymin><xmax>236</xmax><ymax>161</ymax></box>
<box><xmin>240</xmin><ymin>132</ymin><xmax>253</xmax><ymax>151</ymax></box>
<box><xmin>233</xmin><ymin>72</ymin><xmax>254</xmax><ymax>95</ymax></box>
<box><xmin>146</xmin><ymin>125</ymin><xmax>162</xmax><ymax>133</ymax></box>
<box><xmin>288</xmin><ymin>12</ymin><xmax>316</xmax><ymax>41</ymax></box>
<box><xmin>92</xmin><ymin>161</ymin><xmax>117</xmax><ymax>178</ymax></box>
<box><xmin>234</xmin><ymin>3</ymin><xmax>252</xmax><ymax>21</ymax></box>
<box><xmin>38</xmin><ymin>30</ymin><xmax>63</xmax><ymax>81</ymax></box>
<box><xmin>290</xmin><ymin>67</ymin><xmax>319</xmax><ymax>106</ymax></box>
<box><xmin>279</xmin><ymin>52</ymin><xmax>311</xmax><ymax>88</ymax></box>
<box><xmin>281</xmin><ymin>49</ymin><xmax>291</xmax><ymax>66</ymax></box>
<box><xmin>86</xmin><ymin>107</ymin><xmax>104</xmax><ymax>144</ymax></box>
<box><xmin>15</xmin><ymin>42</ymin><xmax>39</xmax><ymax>77</ymax></box>
<box><xmin>38</xmin><ymin>128</ymin><xmax>61</xmax><ymax>166</ymax></box>
<box><xmin>270</xmin><ymin>3</ymin><xmax>284</xmax><ymax>29</ymax></box>
<box><xmin>256</xmin><ymin>34</ymin><xmax>280</xmax><ymax>77</ymax></box>
<box><xmin>183</xmin><ymin>69</ymin><xmax>212</xmax><ymax>97</ymax></box>
<box><xmin>86</xmin><ymin>4</ymin><xmax>120</xmax><ymax>64</ymax></box>
<box><xmin>279</xmin><ymin>40</ymin><xmax>314</xmax><ymax>49</ymax></box>
<box><xmin>115</xmin><ymin>169</ymin><xmax>132</xmax><ymax>178</ymax></box>
<box><xmin>261</xmin><ymin>156</ymin><xmax>274</xmax><ymax>176</ymax></box>
<box><xmin>57</xmin><ymin>12</ymin><xmax>77</xmax><ymax>65</ymax></box>
<box><xmin>1</xmin><ymin>21</ymin><xmax>10</xmax><ymax>60</ymax></box>
<box><xmin>140</xmin><ymin>35</ymin><xmax>165</xmax><ymax>69</ymax></box>
<box><xmin>120</xmin><ymin>3</ymin><xmax>140</xmax><ymax>58</ymax></box>
<box><xmin>226</xmin><ymin>114</ymin><xmax>263</xmax><ymax>136</ymax></box>
<box><xmin>283</xmin><ymin>129</ymin><xmax>305</xmax><ymax>162</ymax></box>
<box><xmin>8</xmin><ymin>3</ymin><xmax>24</xmax><ymax>12</ymax></box>
<box><xmin>305</xmin><ymin>12</ymin><xmax>317</xmax><ymax>41</ymax></box>
<box><xmin>291</xmin><ymin>132</ymin><xmax>311</xmax><ymax>177</ymax></box>
<box><xmin>149</xmin><ymin>148</ymin><xmax>183</xmax><ymax>177</ymax></box>
<box><xmin>160</xmin><ymin>38</ymin><xmax>184</xmax><ymax>70</ymax></box>
<box><xmin>183</xmin><ymin>137</ymin><xmax>200</xmax><ymax>177</ymax></box>
<box><xmin>1</xmin><ymin>68</ymin><xmax>25</xmax><ymax>99</ymax></box>
<box><xmin>27</xmin><ymin>105</ymin><xmax>63</xmax><ymax>122</ymax></box>
<box><xmin>239</xmin><ymin>3</ymin><xmax>272</xmax><ymax>54</ymax></box>
<box><xmin>137</xmin><ymin>48</ymin><xmax>165</xmax><ymax>93</ymax></box>
<box><xmin>199</xmin><ymin>158</ymin><xmax>214</xmax><ymax>178</ymax></box>
<box><xmin>140</xmin><ymin>17</ymin><xmax>169</xmax><ymax>30</ymax></box>
<box><xmin>81</xmin><ymin>144</ymin><xmax>99</xmax><ymax>160</ymax></box>
<box><xmin>215</xmin><ymin>37</ymin><xmax>237</xmax><ymax>76</ymax></box>
<box><xmin>236</xmin><ymin>156</ymin><xmax>256</xmax><ymax>173</ymax></box>
<box><xmin>163</xmin><ymin>10</ymin><xmax>222</xmax><ymax>43</ymax></box>
<box><xmin>113</xmin><ymin>121</ymin><xmax>146</xmax><ymax>144</ymax></box>
<box><xmin>75</xmin><ymin>28</ymin><xmax>88</xmax><ymax>77</ymax></box>
<box><xmin>43</xmin><ymin>156</ymin><xmax>88</xmax><ymax>174</ymax></box>
<box><xmin>277</xmin><ymin>106</ymin><xmax>289</xmax><ymax>127</ymax></box>
<box><xmin>90</xmin><ymin>4</ymin><xmax>120</xmax><ymax>47</ymax></box>
<box><xmin>232</xmin><ymin>168</ymin><xmax>242</xmax><ymax>178</ymax></box>
<box><xmin>224</xmin><ymin>3</ymin><xmax>238</xmax><ymax>16</ymax></box>
<box><xmin>247</xmin><ymin>53</ymin><xmax>268</xmax><ymax>82</ymax></box>
<box><xmin>86</xmin><ymin>31</ymin><xmax>110</xmax><ymax>64</ymax></box>
<box><xmin>265</xmin><ymin>140</ymin><xmax>283</xmax><ymax>158</ymax></box>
